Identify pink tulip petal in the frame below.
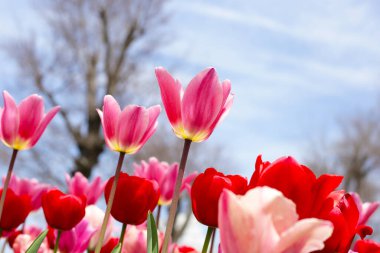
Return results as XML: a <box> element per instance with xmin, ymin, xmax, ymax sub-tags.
<box><xmin>102</xmin><ymin>95</ymin><xmax>121</xmax><ymax>143</ymax></box>
<box><xmin>117</xmin><ymin>105</ymin><xmax>149</xmax><ymax>150</ymax></box>
<box><xmin>275</xmin><ymin>219</ymin><xmax>333</xmax><ymax>253</ymax></box>
<box><xmin>1</xmin><ymin>91</ymin><xmax>20</xmax><ymax>146</ymax></box>
<box><xmin>182</xmin><ymin>68</ymin><xmax>224</xmax><ymax>136</ymax></box>
<box><xmin>97</xmin><ymin>109</ymin><xmax>115</xmax><ymax>149</ymax></box>
<box><xmin>18</xmin><ymin>94</ymin><xmax>44</xmax><ymax>140</ymax></box>
<box><xmin>155</xmin><ymin>67</ymin><xmax>183</xmax><ymax>128</ymax></box>
<box><xmin>30</xmin><ymin>106</ymin><xmax>60</xmax><ymax>146</ymax></box>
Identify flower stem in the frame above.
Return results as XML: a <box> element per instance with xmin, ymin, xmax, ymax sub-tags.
<box><xmin>94</xmin><ymin>152</ymin><xmax>126</xmax><ymax>253</ymax></box>
<box><xmin>53</xmin><ymin>230</ymin><xmax>62</xmax><ymax>253</ymax></box>
<box><xmin>156</xmin><ymin>205</ymin><xmax>162</xmax><ymax>228</ymax></box>
<box><xmin>0</xmin><ymin>149</ymin><xmax>18</xmax><ymax>220</ymax></box>
<box><xmin>209</xmin><ymin>228</ymin><xmax>216</xmax><ymax>253</ymax></box>
<box><xmin>201</xmin><ymin>227</ymin><xmax>215</xmax><ymax>253</ymax></box>
<box><xmin>161</xmin><ymin>139</ymin><xmax>192</xmax><ymax>253</ymax></box>
<box><xmin>119</xmin><ymin>223</ymin><xmax>127</xmax><ymax>249</ymax></box>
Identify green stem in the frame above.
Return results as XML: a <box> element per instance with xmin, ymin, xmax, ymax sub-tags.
<box><xmin>119</xmin><ymin>223</ymin><xmax>127</xmax><ymax>250</ymax></box>
<box><xmin>156</xmin><ymin>205</ymin><xmax>162</xmax><ymax>228</ymax></box>
<box><xmin>161</xmin><ymin>139</ymin><xmax>192</xmax><ymax>253</ymax></box>
<box><xmin>202</xmin><ymin>227</ymin><xmax>215</xmax><ymax>253</ymax></box>
<box><xmin>53</xmin><ymin>230</ymin><xmax>62</xmax><ymax>253</ymax></box>
<box><xmin>209</xmin><ymin>228</ymin><xmax>216</xmax><ymax>253</ymax></box>
<box><xmin>0</xmin><ymin>149</ymin><xmax>18</xmax><ymax>220</ymax></box>
<box><xmin>94</xmin><ymin>152</ymin><xmax>126</xmax><ymax>253</ymax></box>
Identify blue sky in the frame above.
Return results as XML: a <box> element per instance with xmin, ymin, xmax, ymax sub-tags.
<box><xmin>1</xmin><ymin>0</ymin><xmax>380</xmax><ymax>179</ymax></box>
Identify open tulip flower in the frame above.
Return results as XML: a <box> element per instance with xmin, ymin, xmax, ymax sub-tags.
<box><xmin>134</xmin><ymin>157</ymin><xmax>197</xmax><ymax>205</ymax></box>
<box><xmin>0</xmin><ymin>91</ymin><xmax>60</xmax><ymax>150</ymax></box>
<box><xmin>218</xmin><ymin>187</ymin><xmax>333</xmax><ymax>253</ymax></box>
<box><xmin>155</xmin><ymin>67</ymin><xmax>233</xmax><ymax>142</ymax></box>
<box><xmin>97</xmin><ymin>95</ymin><xmax>161</xmax><ymax>154</ymax></box>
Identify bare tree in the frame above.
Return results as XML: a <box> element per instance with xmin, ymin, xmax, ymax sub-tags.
<box><xmin>3</xmin><ymin>0</ymin><xmax>169</xmax><ymax>178</ymax></box>
<box><xmin>305</xmin><ymin>104</ymin><xmax>380</xmax><ymax>200</ymax></box>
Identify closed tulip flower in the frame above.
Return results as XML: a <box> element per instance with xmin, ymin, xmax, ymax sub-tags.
<box><xmin>104</xmin><ymin>172</ymin><xmax>159</xmax><ymax>225</ymax></box>
<box><xmin>97</xmin><ymin>95</ymin><xmax>161</xmax><ymax>154</ymax></box>
<box><xmin>191</xmin><ymin>168</ymin><xmax>248</xmax><ymax>228</ymax></box>
<box><xmin>0</xmin><ymin>188</ymin><xmax>32</xmax><ymax>231</ymax></box>
<box><xmin>0</xmin><ymin>91</ymin><xmax>60</xmax><ymax>150</ymax></box>
<box><xmin>155</xmin><ymin>67</ymin><xmax>233</xmax><ymax>142</ymax></box>
<box><xmin>42</xmin><ymin>189</ymin><xmax>86</xmax><ymax>231</ymax></box>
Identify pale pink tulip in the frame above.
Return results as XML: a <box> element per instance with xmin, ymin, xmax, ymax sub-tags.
<box><xmin>13</xmin><ymin>234</ymin><xmax>51</xmax><ymax>253</ymax></box>
<box><xmin>97</xmin><ymin>95</ymin><xmax>160</xmax><ymax>154</ymax></box>
<box><xmin>134</xmin><ymin>157</ymin><xmax>197</xmax><ymax>205</ymax></box>
<box><xmin>218</xmin><ymin>187</ymin><xmax>333</xmax><ymax>253</ymax></box>
<box><xmin>5</xmin><ymin>175</ymin><xmax>51</xmax><ymax>210</ymax></box>
<box><xmin>351</xmin><ymin>192</ymin><xmax>379</xmax><ymax>226</ymax></box>
<box><xmin>0</xmin><ymin>91</ymin><xmax>60</xmax><ymax>150</ymax></box>
<box><xmin>155</xmin><ymin>67</ymin><xmax>233</xmax><ymax>142</ymax></box>
<box><xmin>122</xmin><ymin>225</ymin><xmax>164</xmax><ymax>253</ymax></box>
<box><xmin>65</xmin><ymin>172</ymin><xmax>105</xmax><ymax>205</ymax></box>
<box><xmin>84</xmin><ymin>205</ymin><xmax>114</xmax><ymax>250</ymax></box>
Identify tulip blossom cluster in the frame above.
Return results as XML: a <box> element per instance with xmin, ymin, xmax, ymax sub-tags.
<box><xmin>0</xmin><ymin>67</ymin><xmax>380</xmax><ymax>253</ymax></box>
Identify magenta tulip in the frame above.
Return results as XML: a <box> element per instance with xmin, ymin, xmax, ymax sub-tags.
<box><xmin>218</xmin><ymin>187</ymin><xmax>333</xmax><ymax>253</ymax></box>
<box><xmin>0</xmin><ymin>91</ymin><xmax>60</xmax><ymax>150</ymax></box>
<box><xmin>155</xmin><ymin>67</ymin><xmax>233</xmax><ymax>142</ymax></box>
<box><xmin>65</xmin><ymin>172</ymin><xmax>105</xmax><ymax>205</ymax></box>
<box><xmin>97</xmin><ymin>95</ymin><xmax>161</xmax><ymax>154</ymax></box>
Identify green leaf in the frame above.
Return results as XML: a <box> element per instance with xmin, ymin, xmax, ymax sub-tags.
<box><xmin>25</xmin><ymin>230</ymin><xmax>48</xmax><ymax>253</ymax></box>
<box><xmin>147</xmin><ymin>211</ymin><xmax>159</xmax><ymax>253</ymax></box>
<box><xmin>111</xmin><ymin>242</ymin><xmax>122</xmax><ymax>253</ymax></box>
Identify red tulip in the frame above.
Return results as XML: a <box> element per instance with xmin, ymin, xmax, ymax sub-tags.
<box><xmin>249</xmin><ymin>155</ymin><xmax>343</xmax><ymax>218</ymax></box>
<box><xmin>42</xmin><ymin>189</ymin><xmax>86</xmax><ymax>231</ymax></box>
<box><xmin>104</xmin><ymin>172</ymin><xmax>159</xmax><ymax>225</ymax></box>
<box><xmin>0</xmin><ymin>188</ymin><xmax>31</xmax><ymax>231</ymax></box>
<box><xmin>191</xmin><ymin>168</ymin><xmax>248</xmax><ymax>227</ymax></box>
<box><xmin>100</xmin><ymin>238</ymin><xmax>119</xmax><ymax>253</ymax></box>
<box><xmin>354</xmin><ymin>239</ymin><xmax>380</xmax><ymax>253</ymax></box>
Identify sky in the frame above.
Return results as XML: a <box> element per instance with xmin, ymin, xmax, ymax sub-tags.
<box><xmin>1</xmin><ymin>0</ymin><xmax>380</xmax><ymax>249</ymax></box>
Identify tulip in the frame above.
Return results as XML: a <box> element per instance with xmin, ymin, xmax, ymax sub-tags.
<box><xmin>42</xmin><ymin>189</ymin><xmax>86</xmax><ymax>231</ymax></box>
<box><xmin>6</xmin><ymin>175</ymin><xmax>51</xmax><ymax>210</ymax></box>
<box><xmin>66</xmin><ymin>172</ymin><xmax>106</xmax><ymax>205</ymax></box>
<box><xmin>121</xmin><ymin>225</ymin><xmax>165</xmax><ymax>253</ymax></box>
<box><xmin>156</xmin><ymin>67</ymin><xmax>233</xmax><ymax>252</ymax></box>
<box><xmin>0</xmin><ymin>188</ymin><xmax>32</xmax><ymax>232</ymax></box>
<box><xmin>354</xmin><ymin>239</ymin><xmax>380</xmax><ymax>252</ymax></box>
<box><xmin>13</xmin><ymin>233</ymin><xmax>51</xmax><ymax>253</ymax></box>
<box><xmin>351</xmin><ymin>192</ymin><xmax>379</xmax><ymax>226</ymax></box>
<box><xmin>134</xmin><ymin>157</ymin><xmax>197</xmax><ymax>205</ymax></box>
<box><xmin>95</xmin><ymin>95</ymin><xmax>160</xmax><ymax>253</ymax></box>
<box><xmin>218</xmin><ymin>187</ymin><xmax>333</xmax><ymax>253</ymax></box>
<box><xmin>0</xmin><ymin>91</ymin><xmax>60</xmax><ymax>227</ymax></box>
<box><xmin>99</xmin><ymin>237</ymin><xmax>119</xmax><ymax>253</ymax></box>
<box><xmin>191</xmin><ymin>168</ymin><xmax>248</xmax><ymax>228</ymax></box>
<box><xmin>97</xmin><ymin>95</ymin><xmax>161</xmax><ymax>154</ymax></box>
<box><xmin>249</xmin><ymin>155</ymin><xmax>343</xmax><ymax>218</ymax></box>
<box><xmin>0</xmin><ymin>91</ymin><xmax>60</xmax><ymax>150</ymax></box>
<box><xmin>104</xmin><ymin>172</ymin><xmax>159</xmax><ymax>225</ymax></box>
<box><xmin>58</xmin><ymin>219</ymin><xmax>95</xmax><ymax>253</ymax></box>
<box><xmin>155</xmin><ymin>67</ymin><xmax>233</xmax><ymax>143</ymax></box>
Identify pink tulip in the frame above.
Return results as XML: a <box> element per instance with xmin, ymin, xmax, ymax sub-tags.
<box><xmin>97</xmin><ymin>95</ymin><xmax>161</xmax><ymax>154</ymax></box>
<box><xmin>13</xmin><ymin>234</ymin><xmax>51</xmax><ymax>253</ymax></box>
<box><xmin>84</xmin><ymin>205</ymin><xmax>114</xmax><ymax>250</ymax></box>
<box><xmin>122</xmin><ymin>225</ymin><xmax>164</xmax><ymax>253</ymax></box>
<box><xmin>5</xmin><ymin>175</ymin><xmax>51</xmax><ymax>211</ymax></box>
<box><xmin>134</xmin><ymin>157</ymin><xmax>197</xmax><ymax>205</ymax></box>
<box><xmin>58</xmin><ymin>219</ymin><xmax>95</xmax><ymax>253</ymax></box>
<box><xmin>218</xmin><ymin>187</ymin><xmax>333</xmax><ymax>253</ymax></box>
<box><xmin>351</xmin><ymin>192</ymin><xmax>379</xmax><ymax>226</ymax></box>
<box><xmin>65</xmin><ymin>172</ymin><xmax>106</xmax><ymax>205</ymax></box>
<box><xmin>155</xmin><ymin>67</ymin><xmax>233</xmax><ymax>142</ymax></box>
<box><xmin>0</xmin><ymin>91</ymin><xmax>60</xmax><ymax>150</ymax></box>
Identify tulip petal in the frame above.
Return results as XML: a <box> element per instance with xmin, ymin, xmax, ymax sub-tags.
<box><xmin>1</xmin><ymin>91</ymin><xmax>20</xmax><ymax>146</ymax></box>
<box><xmin>103</xmin><ymin>95</ymin><xmax>121</xmax><ymax>144</ymax></box>
<box><xmin>97</xmin><ymin>109</ymin><xmax>114</xmax><ymax>149</ymax></box>
<box><xmin>155</xmin><ymin>67</ymin><xmax>183</xmax><ymax>128</ymax></box>
<box><xmin>18</xmin><ymin>94</ymin><xmax>44</xmax><ymax>140</ymax></box>
<box><xmin>30</xmin><ymin>106</ymin><xmax>60</xmax><ymax>147</ymax></box>
<box><xmin>275</xmin><ymin>218</ymin><xmax>333</xmax><ymax>253</ymax></box>
<box><xmin>182</xmin><ymin>68</ymin><xmax>223</xmax><ymax>136</ymax></box>
<box><xmin>137</xmin><ymin>105</ymin><xmax>161</xmax><ymax>148</ymax></box>
<box><xmin>117</xmin><ymin>105</ymin><xmax>149</xmax><ymax>151</ymax></box>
